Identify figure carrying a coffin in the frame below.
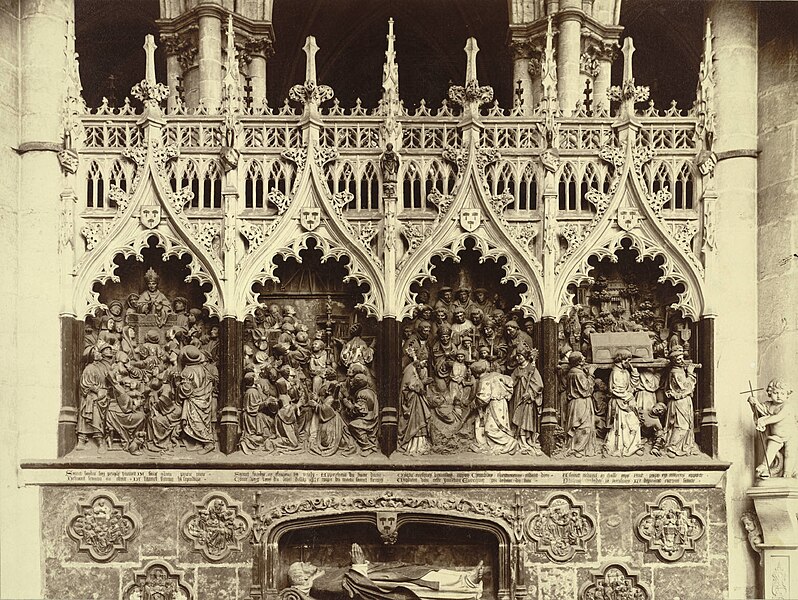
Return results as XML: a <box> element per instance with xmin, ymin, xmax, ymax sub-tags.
<box><xmin>604</xmin><ymin>349</ymin><xmax>643</xmax><ymax>457</ymax></box>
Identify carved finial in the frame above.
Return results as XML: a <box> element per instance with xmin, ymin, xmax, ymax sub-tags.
<box><xmin>144</xmin><ymin>35</ymin><xmax>157</xmax><ymax>86</ymax></box>
<box><xmin>695</xmin><ymin>19</ymin><xmax>716</xmax><ymax>156</ymax></box>
<box><xmin>540</xmin><ymin>16</ymin><xmax>557</xmax><ymax>101</ymax></box>
<box><xmin>607</xmin><ymin>36</ymin><xmax>649</xmax><ymax>123</ymax></box>
<box><xmin>381</xmin><ymin>18</ymin><xmax>402</xmax><ymax>148</ymax></box>
<box><xmin>303</xmin><ymin>36</ymin><xmax>320</xmax><ymax>85</ymax></box>
<box><xmin>464</xmin><ymin>37</ymin><xmax>480</xmax><ymax>84</ymax></box>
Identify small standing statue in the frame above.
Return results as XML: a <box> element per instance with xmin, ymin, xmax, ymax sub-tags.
<box><xmin>136</xmin><ymin>268</ymin><xmax>172</xmax><ymax>327</ymax></box>
<box><xmin>748</xmin><ymin>379</ymin><xmax>796</xmax><ymax>479</ymax></box>
<box><xmin>662</xmin><ymin>345</ymin><xmax>700</xmax><ymax>457</ymax></box>
<box><xmin>604</xmin><ymin>349</ymin><xmax>643</xmax><ymax>457</ymax></box>
<box><xmin>564</xmin><ymin>351</ymin><xmax>599</xmax><ymax>457</ymax></box>
<box><xmin>380</xmin><ymin>142</ymin><xmax>400</xmax><ymax>184</ymax></box>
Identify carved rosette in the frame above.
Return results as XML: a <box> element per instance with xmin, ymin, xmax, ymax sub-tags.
<box><xmin>634</xmin><ymin>493</ymin><xmax>705</xmax><ymax>561</ymax></box>
<box><xmin>523</xmin><ymin>493</ymin><xmax>596</xmax><ymax>562</ymax></box>
<box><xmin>66</xmin><ymin>490</ymin><xmax>141</xmax><ymax>562</ymax></box>
<box><xmin>181</xmin><ymin>492</ymin><xmax>253</xmax><ymax>562</ymax></box>
<box><xmin>579</xmin><ymin>563</ymin><xmax>650</xmax><ymax>600</ymax></box>
<box><xmin>123</xmin><ymin>560</ymin><xmax>193</xmax><ymax>600</ymax></box>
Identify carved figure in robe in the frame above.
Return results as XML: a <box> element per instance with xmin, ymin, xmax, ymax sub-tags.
<box><xmin>240</xmin><ymin>372</ymin><xmax>277</xmax><ymax>454</ymax></box>
<box><xmin>604</xmin><ymin>349</ymin><xmax>643</xmax><ymax>457</ymax></box>
<box><xmin>502</xmin><ymin>320</ymin><xmax>533</xmax><ymax>372</ymax></box>
<box><xmin>309</xmin><ymin>339</ymin><xmax>333</xmax><ymax>396</ymax></box>
<box><xmin>661</xmin><ymin>345</ymin><xmax>700</xmax><ymax>457</ymax></box>
<box><xmin>564</xmin><ymin>351</ymin><xmax>599</xmax><ymax>457</ymax></box>
<box><xmin>450</xmin><ymin>308</ymin><xmax>474</xmax><ymax>348</ymax></box>
<box><xmin>430</xmin><ymin>324</ymin><xmax>456</xmax><ymax>396</ymax></box>
<box><xmin>452</xmin><ymin>288</ymin><xmax>473</xmax><ymax>317</ymax></box>
<box><xmin>404</xmin><ymin>321</ymin><xmax>432</xmax><ymax>372</ymax></box>
<box><xmin>342</xmin><ymin>543</ymin><xmax>484</xmax><ymax>600</ymax></box>
<box><xmin>339</xmin><ymin>323</ymin><xmax>375</xmax><ymax>373</ymax></box>
<box><xmin>449</xmin><ymin>350</ymin><xmax>472</xmax><ymax>415</ymax></box>
<box><xmin>471</xmin><ymin>288</ymin><xmax>494</xmax><ymax>317</ymax></box>
<box><xmin>748</xmin><ymin>379</ymin><xmax>796</xmax><ymax>479</ymax></box>
<box><xmin>146</xmin><ymin>377</ymin><xmax>183</xmax><ymax>453</ymax></box>
<box><xmin>76</xmin><ymin>342</ymin><xmax>114</xmax><ymax>450</ymax></box>
<box><xmin>178</xmin><ymin>345</ymin><xmax>216</xmax><ymax>453</ymax></box>
<box><xmin>106</xmin><ymin>375</ymin><xmax>147</xmax><ymax>454</ymax></box>
<box><xmin>136</xmin><ymin>268</ymin><xmax>172</xmax><ymax>327</ymax></box>
<box><xmin>399</xmin><ymin>360</ymin><xmax>434</xmax><ymax>455</ymax></box>
<box><xmin>470</xmin><ymin>360</ymin><xmax>519</xmax><ymax>455</ymax></box>
<box><xmin>380</xmin><ymin>143</ymin><xmax>400</xmax><ymax>183</ymax></box>
<box><xmin>434</xmin><ymin>286</ymin><xmax>454</xmax><ymax>320</ymax></box>
<box><xmin>172</xmin><ymin>297</ymin><xmax>190</xmax><ymax>327</ymax></box>
<box><xmin>343</xmin><ymin>373</ymin><xmax>379</xmax><ymax>455</ymax></box>
<box><xmin>307</xmin><ymin>371</ymin><xmax>357</xmax><ymax>457</ymax></box>
<box><xmin>510</xmin><ymin>347</ymin><xmax>543</xmax><ymax>454</ymax></box>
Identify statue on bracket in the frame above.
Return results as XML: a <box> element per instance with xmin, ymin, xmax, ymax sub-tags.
<box><xmin>280</xmin><ymin>543</ymin><xmax>484</xmax><ymax>600</ymax></box>
<box><xmin>747</xmin><ymin>379</ymin><xmax>796</xmax><ymax>479</ymax></box>
<box><xmin>241</xmin><ymin>298</ymin><xmax>379</xmax><ymax>457</ymax></box>
<box><xmin>77</xmin><ymin>267</ymin><xmax>219</xmax><ymax>455</ymax></box>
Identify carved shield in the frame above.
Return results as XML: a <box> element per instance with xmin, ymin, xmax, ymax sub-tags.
<box><xmin>460</xmin><ymin>208</ymin><xmax>481</xmax><ymax>232</ymax></box>
<box><xmin>300</xmin><ymin>207</ymin><xmax>321</xmax><ymax>231</ymax></box>
<box><xmin>376</xmin><ymin>511</ymin><xmax>399</xmax><ymax>545</ymax></box>
<box><xmin>140</xmin><ymin>206</ymin><xmax>161</xmax><ymax>229</ymax></box>
<box><xmin>617</xmin><ymin>207</ymin><xmax>640</xmax><ymax>232</ymax></box>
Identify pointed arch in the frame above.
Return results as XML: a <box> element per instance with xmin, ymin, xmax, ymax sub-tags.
<box><xmin>518</xmin><ymin>161</ymin><xmax>539</xmax><ymax>211</ymax></box>
<box><xmin>266</xmin><ymin>158</ymin><xmax>292</xmax><ymax>198</ymax></box>
<box><xmin>198</xmin><ymin>160</ymin><xmax>222</xmax><ymax>210</ymax></box>
<box><xmin>651</xmin><ymin>162</ymin><xmax>673</xmax><ymax>209</ymax></box>
<box><xmin>426</xmin><ymin>159</ymin><xmax>455</xmax><ymax>204</ymax></box>
<box><xmin>86</xmin><ymin>160</ymin><xmax>105</xmax><ymax>208</ymax></box>
<box><xmin>245</xmin><ymin>159</ymin><xmax>265</xmax><ymax>209</ymax></box>
<box><xmin>558</xmin><ymin>162</ymin><xmax>578</xmax><ymax>211</ymax></box>
<box><xmin>355</xmin><ymin>160</ymin><xmax>380</xmax><ymax>211</ymax></box>
<box><xmin>108</xmin><ymin>159</ymin><xmax>129</xmax><ymax>196</ymax></box>
<box><xmin>486</xmin><ymin>160</ymin><xmax>516</xmax><ymax>199</ymax></box>
<box><xmin>580</xmin><ymin>162</ymin><xmax>601</xmax><ymax>213</ymax></box>
<box><xmin>179</xmin><ymin>159</ymin><xmax>200</xmax><ymax>208</ymax></box>
<box><xmin>674</xmin><ymin>161</ymin><xmax>694</xmax><ymax>210</ymax></box>
<box><xmin>402</xmin><ymin>160</ymin><xmax>424</xmax><ymax>210</ymax></box>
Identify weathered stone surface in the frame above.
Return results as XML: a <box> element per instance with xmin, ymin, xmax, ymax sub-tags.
<box><xmin>758</xmin><ymin>128</ymin><xmax>796</xmax><ymax>190</ymax></box>
<box><xmin>596</xmin><ymin>488</ymin><xmax>633</xmax><ymax>557</ymax></box>
<box><xmin>42</xmin><ymin>558</ymin><xmax>120</xmax><ymax>600</ymax></box>
<box><xmin>758</xmin><ymin>276</ymin><xmax>797</xmax><ymax>340</ymax></box>
<box><xmin>539</xmin><ymin>566</ymin><xmax>575</xmax><ymax>600</ymax></box>
<box><xmin>758</xmin><ymin>180</ymin><xmax>797</xmax><ymax>228</ymax></box>
<box><xmin>137</xmin><ymin>487</ymin><xmax>182</xmax><ymax>557</ymax></box>
<box><xmin>653</xmin><ymin>561</ymin><xmax>728</xmax><ymax>599</ymax></box>
<box><xmin>197</xmin><ymin>566</ymin><xmax>238</xmax><ymax>600</ymax></box>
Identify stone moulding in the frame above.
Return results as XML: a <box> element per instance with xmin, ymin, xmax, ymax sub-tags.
<box><xmin>180</xmin><ymin>491</ymin><xmax>253</xmax><ymax>562</ymax></box>
<box><xmin>523</xmin><ymin>492</ymin><xmax>596</xmax><ymax>562</ymax></box>
<box><xmin>579</xmin><ymin>563</ymin><xmax>651</xmax><ymax>600</ymax></box>
<box><xmin>634</xmin><ymin>492</ymin><xmax>705</xmax><ymax>562</ymax></box>
<box><xmin>65</xmin><ymin>489</ymin><xmax>140</xmax><ymax>562</ymax></box>
<box><xmin>122</xmin><ymin>559</ymin><xmax>193</xmax><ymax>600</ymax></box>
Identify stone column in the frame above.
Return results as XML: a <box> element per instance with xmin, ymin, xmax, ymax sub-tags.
<box><xmin>248</xmin><ymin>41</ymin><xmax>269</xmax><ymax>105</ymax></box>
<box><xmin>58</xmin><ymin>317</ymin><xmax>83</xmax><ymax>456</ymax></box>
<box><xmin>697</xmin><ymin>316</ymin><xmax>717</xmax><ymax>456</ymax></box>
<box><xmin>539</xmin><ymin>316</ymin><xmax>558</xmax><ymax>454</ymax></box>
<box><xmin>218</xmin><ymin>317</ymin><xmax>242</xmax><ymax>454</ymax></box>
<box><xmin>593</xmin><ymin>44</ymin><xmax>614</xmax><ymax>114</ymax></box>
<box><xmin>165</xmin><ymin>52</ymin><xmax>180</xmax><ymax>112</ymax></box>
<box><xmin>197</xmin><ymin>9</ymin><xmax>222</xmax><ymax>110</ymax></box>
<box><xmin>510</xmin><ymin>39</ymin><xmax>534</xmax><ymax>115</ymax></box>
<box><xmin>557</xmin><ymin>5</ymin><xmax>582</xmax><ymax>116</ymax></box>
<box><xmin>378</xmin><ymin>318</ymin><xmax>400</xmax><ymax>456</ymax></box>
<box><xmin>707</xmin><ymin>2</ymin><xmax>759</xmax><ymax>599</ymax></box>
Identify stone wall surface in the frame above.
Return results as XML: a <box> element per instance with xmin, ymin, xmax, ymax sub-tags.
<box><xmin>42</xmin><ymin>483</ymin><xmax>728</xmax><ymax>600</ymax></box>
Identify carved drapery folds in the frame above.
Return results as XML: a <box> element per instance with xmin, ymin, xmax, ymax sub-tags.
<box><xmin>66</xmin><ymin>490</ymin><xmax>141</xmax><ymax>562</ymax></box>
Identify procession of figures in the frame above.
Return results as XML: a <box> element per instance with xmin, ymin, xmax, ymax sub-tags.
<box><xmin>75</xmin><ymin>262</ymin><xmax>713</xmax><ymax>459</ymax></box>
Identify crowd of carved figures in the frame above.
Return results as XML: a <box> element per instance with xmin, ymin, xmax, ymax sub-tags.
<box><xmin>76</xmin><ymin>267</ymin><xmax>703</xmax><ymax>459</ymax></box>
<box><xmin>240</xmin><ymin>300</ymin><xmax>379</xmax><ymax>456</ymax></box>
<box><xmin>78</xmin><ymin>268</ymin><xmax>221</xmax><ymax>454</ymax></box>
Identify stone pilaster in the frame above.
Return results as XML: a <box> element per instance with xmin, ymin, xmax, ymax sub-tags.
<box><xmin>707</xmin><ymin>2</ymin><xmax>759</xmax><ymax>599</ymax></box>
<box><xmin>539</xmin><ymin>316</ymin><xmax>558</xmax><ymax>455</ymax></box>
<box><xmin>218</xmin><ymin>317</ymin><xmax>243</xmax><ymax>454</ymax></box>
<box><xmin>510</xmin><ymin>38</ymin><xmax>535</xmax><ymax>115</ymax></box>
<box><xmin>377</xmin><ymin>317</ymin><xmax>400</xmax><ymax>457</ymax></box>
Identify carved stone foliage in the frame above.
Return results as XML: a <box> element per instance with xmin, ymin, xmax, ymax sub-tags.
<box><xmin>634</xmin><ymin>493</ymin><xmax>705</xmax><ymax>561</ymax></box>
<box><xmin>524</xmin><ymin>493</ymin><xmax>596</xmax><ymax>562</ymax></box>
<box><xmin>252</xmin><ymin>490</ymin><xmax>516</xmax><ymax>543</ymax></box>
<box><xmin>66</xmin><ymin>490</ymin><xmax>140</xmax><ymax>562</ymax></box>
<box><xmin>579</xmin><ymin>563</ymin><xmax>650</xmax><ymax>600</ymax></box>
<box><xmin>78</xmin><ymin>265</ymin><xmax>220</xmax><ymax>456</ymax></box>
<box><xmin>181</xmin><ymin>492</ymin><xmax>253</xmax><ymax>561</ymax></box>
<box><xmin>122</xmin><ymin>560</ymin><xmax>193</xmax><ymax>600</ymax></box>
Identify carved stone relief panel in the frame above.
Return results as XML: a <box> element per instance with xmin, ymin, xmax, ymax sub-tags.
<box><xmin>242</xmin><ymin>246</ymin><xmax>379</xmax><ymax>457</ymax></box>
<box><xmin>180</xmin><ymin>492</ymin><xmax>253</xmax><ymax>561</ymax></box>
<box><xmin>399</xmin><ymin>245</ymin><xmax>537</xmax><ymax>456</ymax></box>
<box><xmin>557</xmin><ymin>245</ymin><xmax>701</xmax><ymax>459</ymax></box>
<box><xmin>635</xmin><ymin>493</ymin><xmax>705</xmax><ymax>561</ymax></box>
<box><xmin>122</xmin><ymin>560</ymin><xmax>193</xmax><ymax>600</ymax></box>
<box><xmin>66</xmin><ymin>490</ymin><xmax>140</xmax><ymax>562</ymax></box>
<box><xmin>524</xmin><ymin>493</ymin><xmax>596</xmax><ymax>562</ymax></box>
<box><xmin>579</xmin><ymin>563</ymin><xmax>650</xmax><ymax>600</ymax></box>
<box><xmin>77</xmin><ymin>242</ymin><xmax>220</xmax><ymax>456</ymax></box>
